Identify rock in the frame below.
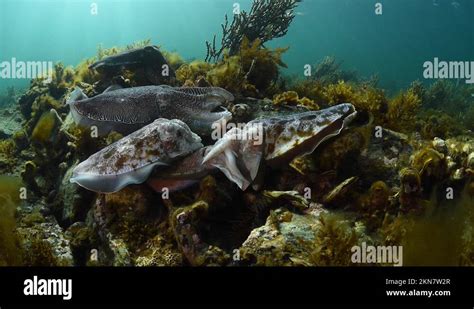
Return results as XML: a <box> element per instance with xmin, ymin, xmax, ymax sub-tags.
<box><xmin>135</xmin><ymin>235</ymin><xmax>183</xmax><ymax>267</ymax></box>
<box><xmin>263</xmin><ymin>190</ymin><xmax>310</xmax><ymax>210</ymax></box>
<box><xmin>0</xmin><ymin>105</ymin><xmax>23</xmax><ymax>136</ymax></box>
<box><xmin>58</xmin><ymin>161</ymin><xmax>95</xmax><ymax>226</ymax></box>
<box><xmin>432</xmin><ymin>137</ymin><xmax>448</xmax><ymax>154</ymax></box>
<box><xmin>86</xmin><ymin>188</ymin><xmax>163</xmax><ymax>266</ymax></box>
<box><xmin>323</xmin><ymin>176</ymin><xmax>358</xmax><ymax>207</ymax></box>
<box><xmin>467</xmin><ymin>152</ymin><xmax>474</xmax><ymax>170</ymax></box>
<box><xmin>239</xmin><ymin>205</ymin><xmax>326</xmax><ymax>266</ymax></box>
<box><xmin>171</xmin><ymin>201</ymin><xmax>231</xmax><ymax>266</ymax></box>
<box><xmin>358</xmin><ymin>128</ymin><xmax>413</xmax><ymax>187</ymax></box>
<box><xmin>17</xmin><ymin>215</ymin><xmax>74</xmax><ymax>266</ymax></box>
<box><xmin>105</xmin><ymin>234</ymin><xmax>132</xmax><ymax>266</ymax></box>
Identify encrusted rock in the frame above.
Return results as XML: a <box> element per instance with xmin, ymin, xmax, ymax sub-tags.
<box><xmin>17</xmin><ymin>215</ymin><xmax>74</xmax><ymax>266</ymax></box>
<box><xmin>239</xmin><ymin>206</ymin><xmax>326</xmax><ymax>266</ymax></box>
<box><xmin>58</xmin><ymin>161</ymin><xmax>95</xmax><ymax>226</ymax></box>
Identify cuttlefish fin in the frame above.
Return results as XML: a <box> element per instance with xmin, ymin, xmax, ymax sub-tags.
<box><xmin>66</xmin><ymin>87</ymin><xmax>88</xmax><ymax>105</ymax></box>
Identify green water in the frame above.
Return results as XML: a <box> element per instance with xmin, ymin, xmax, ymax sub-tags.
<box><xmin>0</xmin><ymin>0</ymin><xmax>473</xmax><ymax>92</ymax></box>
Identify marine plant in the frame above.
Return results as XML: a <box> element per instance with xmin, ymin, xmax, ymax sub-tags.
<box><xmin>310</xmin><ymin>212</ymin><xmax>362</xmax><ymax>266</ymax></box>
<box><xmin>31</xmin><ymin>110</ymin><xmax>58</xmax><ymax>145</ymax></box>
<box><xmin>28</xmin><ymin>94</ymin><xmax>62</xmax><ymax>134</ymax></box>
<box><xmin>48</xmin><ymin>63</ymin><xmax>75</xmax><ymax>99</ymax></box>
<box><xmin>207</xmin><ymin>37</ymin><xmax>288</xmax><ymax>95</ymax></box>
<box><xmin>382</xmin><ymin>192</ymin><xmax>474</xmax><ymax>266</ymax></box>
<box><xmin>161</xmin><ymin>51</ymin><xmax>185</xmax><ymax>71</ymax></box>
<box><xmin>311</xmin><ymin>56</ymin><xmax>358</xmax><ymax>85</ymax></box>
<box><xmin>322</xmin><ymin>81</ymin><xmax>387</xmax><ymax>122</ymax></box>
<box><xmin>205</xmin><ymin>0</ymin><xmax>300</xmax><ymax>62</ymax></box>
<box><xmin>287</xmin><ymin>79</ymin><xmax>326</xmax><ymax>103</ymax></box>
<box><xmin>0</xmin><ymin>176</ymin><xmax>24</xmax><ymax>266</ymax></box>
<box><xmin>176</xmin><ymin>60</ymin><xmax>213</xmax><ymax>85</ymax></box>
<box><xmin>273</xmin><ymin>90</ymin><xmax>319</xmax><ymax>110</ymax></box>
<box><xmin>0</xmin><ymin>139</ymin><xmax>17</xmax><ymax>172</ymax></box>
<box><xmin>385</xmin><ymin>88</ymin><xmax>421</xmax><ymax>132</ymax></box>
<box><xmin>416</xmin><ymin>109</ymin><xmax>467</xmax><ymax>139</ymax></box>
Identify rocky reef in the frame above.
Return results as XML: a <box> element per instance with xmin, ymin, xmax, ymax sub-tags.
<box><xmin>0</xmin><ymin>26</ymin><xmax>473</xmax><ymax>267</ymax></box>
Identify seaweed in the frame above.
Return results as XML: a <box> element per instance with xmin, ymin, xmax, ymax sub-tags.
<box><xmin>31</xmin><ymin>110</ymin><xmax>58</xmax><ymax>145</ymax></box>
<box><xmin>385</xmin><ymin>88</ymin><xmax>421</xmax><ymax>132</ymax></box>
<box><xmin>207</xmin><ymin>37</ymin><xmax>287</xmax><ymax>95</ymax></box>
<box><xmin>273</xmin><ymin>91</ymin><xmax>319</xmax><ymax>110</ymax></box>
<box><xmin>312</xmin><ymin>56</ymin><xmax>358</xmax><ymax>85</ymax></box>
<box><xmin>205</xmin><ymin>0</ymin><xmax>300</xmax><ymax>62</ymax></box>
<box><xmin>176</xmin><ymin>60</ymin><xmax>213</xmax><ymax>85</ymax></box>
<box><xmin>0</xmin><ymin>176</ymin><xmax>24</xmax><ymax>266</ymax></box>
<box><xmin>310</xmin><ymin>212</ymin><xmax>362</xmax><ymax>266</ymax></box>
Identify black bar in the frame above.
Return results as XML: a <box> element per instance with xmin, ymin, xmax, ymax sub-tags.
<box><xmin>0</xmin><ymin>267</ymin><xmax>472</xmax><ymax>306</ymax></box>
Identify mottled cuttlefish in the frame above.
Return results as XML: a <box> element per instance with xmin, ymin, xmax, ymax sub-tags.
<box><xmin>71</xmin><ymin>103</ymin><xmax>356</xmax><ymax>194</ymax></box>
<box><xmin>150</xmin><ymin>103</ymin><xmax>357</xmax><ymax>192</ymax></box>
<box><xmin>70</xmin><ymin>118</ymin><xmax>203</xmax><ymax>193</ymax></box>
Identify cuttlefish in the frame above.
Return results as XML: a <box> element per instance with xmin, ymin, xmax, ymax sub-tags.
<box><xmin>70</xmin><ymin>118</ymin><xmax>203</xmax><ymax>193</ymax></box>
<box><xmin>67</xmin><ymin>85</ymin><xmax>233</xmax><ymax>136</ymax></box>
<box><xmin>150</xmin><ymin>103</ymin><xmax>357</xmax><ymax>191</ymax></box>
<box><xmin>72</xmin><ymin>104</ymin><xmax>356</xmax><ymax>194</ymax></box>
<box><xmin>89</xmin><ymin>45</ymin><xmax>174</xmax><ymax>84</ymax></box>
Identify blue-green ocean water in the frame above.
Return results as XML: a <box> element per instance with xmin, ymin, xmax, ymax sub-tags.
<box><xmin>0</xmin><ymin>0</ymin><xmax>473</xmax><ymax>93</ymax></box>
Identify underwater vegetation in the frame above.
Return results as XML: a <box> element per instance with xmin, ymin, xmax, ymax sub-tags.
<box><xmin>0</xmin><ymin>176</ymin><xmax>23</xmax><ymax>266</ymax></box>
<box><xmin>178</xmin><ymin>37</ymin><xmax>288</xmax><ymax>97</ymax></box>
<box><xmin>1</xmin><ymin>36</ymin><xmax>473</xmax><ymax>266</ymax></box>
<box><xmin>205</xmin><ymin>0</ymin><xmax>300</xmax><ymax>62</ymax></box>
<box><xmin>0</xmin><ymin>0</ymin><xmax>473</xmax><ymax>267</ymax></box>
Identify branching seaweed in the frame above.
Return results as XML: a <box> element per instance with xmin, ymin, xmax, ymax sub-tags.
<box><xmin>205</xmin><ymin>0</ymin><xmax>301</xmax><ymax>62</ymax></box>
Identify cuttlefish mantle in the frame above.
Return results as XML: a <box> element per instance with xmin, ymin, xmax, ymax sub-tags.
<box><xmin>66</xmin><ymin>85</ymin><xmax>233</xmax><ymax>136</ymax></box>
<box><xmin>70</xmin><ymin>118</ymin><xmax>203</xmax><ymax>193</ymax></box>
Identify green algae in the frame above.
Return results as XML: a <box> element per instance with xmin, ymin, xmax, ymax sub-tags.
<box><xmin>0</xmin><ymin>176</ymin><xmax>24</xmax><ymax>266</ymax></box>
